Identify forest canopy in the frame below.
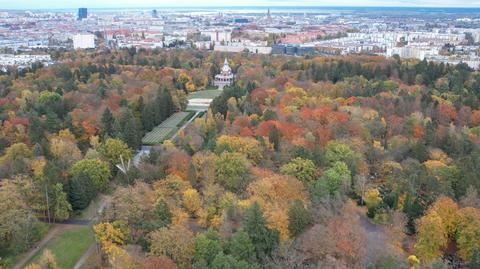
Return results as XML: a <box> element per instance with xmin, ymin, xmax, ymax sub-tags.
<box><xmin>0</xmin><ymin>48</ymin><xmax>479</xmax><ymax>269</ymax></box>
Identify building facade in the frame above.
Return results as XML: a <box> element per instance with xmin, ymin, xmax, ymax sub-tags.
<box><xmin>72</xmin><ymin>34</ymin><xmax>95</xmax><ymax>49</ymax></box>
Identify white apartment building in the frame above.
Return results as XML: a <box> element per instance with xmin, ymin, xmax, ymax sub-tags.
<box><xmin>201</xmin><ymin>30</ymin><xmax>232</xmax><ymax>44</ymax></box>
<box><xmin>386</xmin><ymin>46</ymin><xmax>440</xmax><ymax>60</ymax></box>
<box><xmin>72</xmin><ymin>34</ymin><xmax>95</xmax><ymax>49</ymax></box>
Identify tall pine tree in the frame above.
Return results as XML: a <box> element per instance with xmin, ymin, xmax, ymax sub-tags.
<box><xmin>101</xmin><ymin>107</ymin><xmax>114</xmax><ymax>139</ymax></box>
<box><xmin>243</xmin><ymin>202</ymin><xmax>279</xmax><ymax>260</ymax></box>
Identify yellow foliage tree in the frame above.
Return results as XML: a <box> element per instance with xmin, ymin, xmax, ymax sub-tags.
<box><xmin>427</xmin><ymin>196</ymin><xmax>459</xmax><ymax>237</ymax></box>
<box><xmin>247</xmin><ymin>174</ymin><xmax>309</xmax><ymax>240</ymax></box>
<box><xmin>364</xmin><ymin>188</ymin><xmax>382</xmax><ymax>210</ymax></box>
<box><xmin>183</xmin><ymin>188</ymin><xmax>201</xmax><ymax>215</ymax></box>
<box><xmin>216</xmin><ymin>135</ymin><xmax>263</xmax><ymax>163</ymax></box>
<box><xmin>414</xmin><ymin>211</ymin><xmax>448</xmax><ymax>265</ymax></box>
<box><xmin>31</xmin><ymin>158</ymin><xmax>46</xmax><ymax>178</ymax></box>
<box><xmin>456</xmin><ymin>207</ymin><xmax>480</xmax><ymax>261</ymax></box>
<box><xmin>39</xmin><ymin>249</ymin><xmax>60</xmax><ymax>269</ymax></box>
<box><xmin>94</xmin><ymin>221</ymin><xmax>129</xmax><ymax>251</ymax></box>
<box><xmin>49</xmin><ymin>129</ymin><xmax>82</xmax><ymax>170</ymax></box>
<box><xmin>106</xmin><ymin>244</ymin><xmax>137</xmax><ymax>269</ymax></box>
<box><xmin>24</xmin><ymin>265</ymin><xmax>41</xmax><ymax>269</ymax></box>
<box><xmin>149</xmin><ymin>225</ymin><xmax>194</xmax><ymax>269</ymax></box>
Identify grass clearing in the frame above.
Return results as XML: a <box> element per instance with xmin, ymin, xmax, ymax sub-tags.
<box><xmin>187</xmin><ymin>89</ymin><xmax>222</xmax><ymax>100</ymax></box>
<box><xmin>142</xmin><ymin>112</ymin><xmax>192</xmax><ymax>145</ymax></box>
<box><xmin>27</xmin><ymin>225</ymin><xmax>94</xmax><ymax>269</ymax></box>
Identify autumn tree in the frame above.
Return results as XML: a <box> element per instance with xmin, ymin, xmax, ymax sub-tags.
<box><xmin>414</xmin><ymin>211</ymin><xmax>448</xmax><ymax>265</ymax></box>
<box><xmin>100</xmin><ymin>138</ymin><xmax>133</xmax><ymax>168</ymax></box>
<box><xmin>216</xmin><ymin>135</ymin><xmax>263</xmax><ymax>163</ymax></box>
<box><xmin>427</xmin><ymin>196</ymin><xmax>459</xmax><ymax>238</ymax></box>
<box><xmin>300</xmin><ymin>202</ymin><xmax>367</xmax><ymax>269</ymax></box>
<box><xmin>364</xmin><ymin>188</ymin><xmax>382</xmax><ymax>217</ymax></box>
<box><xmin>49</xmin><ymin>129</ymin><xmax>82</xmax><ymax>171</ymax></box>
<box><xmin>183</xmin><ymin>188</ymin><xmax>202</xmax><ymax>215</ymax></box>
<box><xmin>149</xmin><ymin>225</ymin><xmax>194</xmax><ymax>269</ymax></box>
<box><xmin>456</xmin><ymin>207</ymin><xmax>480</xmax><ymax>262</ymax></box>
<box><xmin>0</xmin><ymin>180</ymin><xmax>41</xmax><ymax>254</ymax></box>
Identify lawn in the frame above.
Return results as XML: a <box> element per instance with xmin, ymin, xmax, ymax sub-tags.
<box><xmin>187</xmin><ymin>89</ymin><xmax>222</xmax><ymax>100</ymax></box>
<box><xmin>28</xmin><ymin>225</ymin><xmax>94</xmax><ymax>269</ymax></box>
<box><xmin>142</xmin><ymin>112</ymin><xmax>193</xmax><ymax>145</ymax></box>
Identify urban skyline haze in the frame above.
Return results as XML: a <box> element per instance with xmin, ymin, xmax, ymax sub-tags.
<box><xmin>2</xmin><ymin>0</ymin><xmax>480</xmax><ymax>9</ymax></box>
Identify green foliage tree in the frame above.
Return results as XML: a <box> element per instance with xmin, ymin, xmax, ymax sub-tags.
<box><xmin>243</xmin><ymin>202</ymin><xmax>279</xmax><ymax>260</ymax></box>
<box><xmin>325</xmin><ymin>141</ymin><xmax>355</xmax><ymax>164</ymax></box>
<box><xmin>268</xmin><ymin>125</ymin><xmax>280</xmax><ymax>152</ymax></box>
<box><xmin>215</xmin><ymin>152</ymin><xmax>249</xmax><ymax>192</ymax></box>
<box><xmin>68</xmin><ymin>171</ymin><xmax>96</xmax><ymax>210</ymax></box>
<box><xmin>280</xmin><ymin>157</ymin><xmax>317</xmax><ymax>183</ymax></box>
<box><xmin>322</xmin><ymin>161</ymin><xmax>352</xmax><ymax>195</ymax></box>
<box><xmin>115</xmin><ymin>108</ymin><xmax>141</xmax><ymax>149</ymax></box>
<box><xmin>227</xmin><ymin>230</ymin><xmax>256</xmax><ymax>263</ymax></box>
<box><xmin>101</xmin><ymin>107</ymin><xmax>115</xmax><ymax>139</ymax></box>
<box><xmin>211</xmin><ymin>253</ymin><xmax>255</xmax><ymax>269</ymax></box>
<box><xmin>193</xmin><ymin>230</ymin><xmax>222</xmax><ymax>266</ymax></box>
<box><xmin>71</xmin><ymin>159</ymin><xmax>111</xmax><ymax>192</ymax></box>
<box><xmin>99</xmin><ymin>138</ymin><xmax>133</xmax><ymax>168</ymax></box>
<box><xmin>51</xmin><ymin>183</ymin><xmax>71</xmax><ymax>222</ymax></box>
<box><xmin>154</xmin><ymin>199</ymin><xmax>172</xmax><ymax>227</ymax></box>
<box><xmin>287</xmin><ymin>200</ymin><xmax>313</xmax><ymax>237</ymax></box>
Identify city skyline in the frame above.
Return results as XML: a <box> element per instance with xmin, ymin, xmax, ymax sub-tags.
<box><xmin>3</xmin><ymin>0</ymin><xmax>480</xmax><ymax>9</ymax></box>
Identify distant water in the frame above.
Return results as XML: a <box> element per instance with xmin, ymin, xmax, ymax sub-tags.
<box><xmin>4</xmin><ymin>6</ymin><xmax>480</xmax><ymax>15</ymax></box>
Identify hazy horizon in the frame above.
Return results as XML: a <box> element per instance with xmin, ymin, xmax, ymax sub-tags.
<box><xmin>2</xmin><ymin>0</ymin><xmax>480</xmax><ymax>10</ymax></box>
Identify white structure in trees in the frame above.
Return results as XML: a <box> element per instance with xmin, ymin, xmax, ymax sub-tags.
<box><xmin>214</xmin><ymin>58</ymin><xmax>234</xmax><ymax>89</ymax></box>
<box><xmin>72</xmin><ymin>34</ymin><xmax>95</xmax><ymax>49</ymax></box>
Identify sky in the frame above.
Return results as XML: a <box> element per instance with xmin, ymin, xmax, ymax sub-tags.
<box><xmin>2</xmin><ymin>0</ymin><xmax>480</xmax><ymax>9</ymax></box>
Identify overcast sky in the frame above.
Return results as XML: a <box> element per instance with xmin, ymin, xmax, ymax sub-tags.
<box><xmin>3</xmin><ymin>0</ymin><xmax>480</xmax><ymax>9</ymax></box>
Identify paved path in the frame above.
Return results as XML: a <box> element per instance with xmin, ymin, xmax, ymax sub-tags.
<box><xmin>72</xmin><ymin>244</ymin><xmax>96</xmax><ymax>269</ymax></box>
